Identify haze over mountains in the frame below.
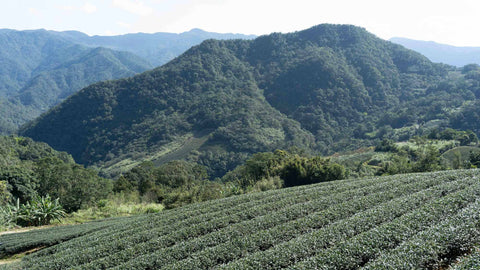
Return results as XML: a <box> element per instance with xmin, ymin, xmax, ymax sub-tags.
<box><xmin>52</xmin><ymin>28</ymin><xmax>256</xmax><ymax>67</ymax></box>
<box><xmin>0</xmin><ymin>28</ymin><xmax>255</xmax><ymax>134</ymax></box>
<box><xmin>20</xmin><ymin>24</ymin><xmax>480</xmax><ymax>177</ymax></box>
<box><xmin>391</xmin><ymin>37</ymin><xmax>480</xmax><ymax>67</ymax></box>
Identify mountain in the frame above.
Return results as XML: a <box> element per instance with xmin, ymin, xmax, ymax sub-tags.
<box><xmin>22</xmin><ymin>24</ymin><xmax>480</xmax><ymax>178</ymax></box>
<box><xmin>51</xmin><ymin>28</ymin><xmax>257</xmax><ymax>67</ymax></box>
<box><xmin>0</xmin><ymin>29</ymin><xmax>153</xmax><ymax>134</ymax></box>
<box><xmin>390</xmin><ymin>37</ymin><xmax>480</xmax><ymax>67</ymax></box>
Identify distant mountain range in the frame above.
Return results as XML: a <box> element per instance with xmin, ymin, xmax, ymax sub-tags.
<box><xmin>22</xmin><ymin>24</ymin><xmax>480</xmax><ymax>178</ymax></box>
<box><xmin>0</xmin><ymin>29</ymin><xmax>255</xmax><ymax>134</ymax></box>
<box><xmin>390</xmin><ymin>37</ymin><xmax>480</xmax><ymax>67</ymax></box>
<box><xmin>51</xmin><ymin>28</ymin><xmax>256</xmax><ymax>67</ymax></box>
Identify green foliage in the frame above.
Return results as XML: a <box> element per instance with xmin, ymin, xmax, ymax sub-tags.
<box><xmin>116</xmin><ymin>161</ymin><xmax>223</xmax><ymax>209</ymax></box>
<box><xmin>375</xmin><ymin>139</ymin><xmax>399</xmax><ymax>152</ymax></box>
<box><xmin>222</xmin><ymin>150</ymin><xmax>345</xmax><ymax>190</ymax></box>
<box><xmin>60</xmin><ymin>192</ymin><xmax>164</xmax><ymax>224</ymax></box>
<box><xmin>0</xmin><ymin>181</ymin><xmax>10</xmax><ymax>206</ymax></box>
<box><xmin>34</xmin><ymin>157</ymin><xmax>113</xmax><ymax>212</ymax></box>
<box><xmin>2</xmin><ymin>196</ymin><xmax>65</xmax><ymax>227</ymax></box>
<box><xmin>335</xmin><ymin>136</ymin><xmax>468</xmax><ymax>177</ymax></box>
<box><xmin>2</xmin><ymin>170</ymin><xmax>480</xmax><ymax>269</ymax></box>
<box><xmin>0</xmin><ymin>136</ymin><xmax>112</xmax><ymax>212</ymax></box>
<box><xmin>428</xmin><ymin>128</ymin><xmax>478</xmax><ymax>145</ymax></box>
<box><xmin>469</xmin><ymin>150</ymin><xmax>480</xmax><ymax>168</ymax></box>
<box><xmin>281</xmin><ymin>156</ymin><xmax>346</xmax><ymax>187</ymax></box>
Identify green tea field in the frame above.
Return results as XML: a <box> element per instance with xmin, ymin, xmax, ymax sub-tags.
<box><xmin>2</xmin><ymin>169</ymin><xmax>480</xmax><ymax>269</ymax></box>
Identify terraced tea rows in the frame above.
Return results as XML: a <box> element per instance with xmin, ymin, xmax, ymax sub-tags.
<box><xmin>2</xmin><ymin>169</ymin><xmax>480</xmax><ymax>269</ymax></box>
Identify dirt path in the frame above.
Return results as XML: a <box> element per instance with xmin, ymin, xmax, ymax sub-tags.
<box><xmin>0</xmin><ymin>228</ymin><xmax>32</xmax><ymax>236</ymax></box>
<box><xmin>0</xmin><ymin>246</ymin><xmax>45</xmax><ymax>265</ymax></box>
<box><xmin>0</xmin><ymin>224</ymin><xmax>60</xmax><ymax>236</ymax></box>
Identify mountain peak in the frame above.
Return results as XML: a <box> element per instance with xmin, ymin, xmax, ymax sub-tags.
<box><xmin>186</xmin><ymin>28</ymin><xmax>207</xmax><ymax>34</ymax></box>
<box><xmin>20</xmin><ymin>24</ymin><xmax>450</xmax><ymax>178</ymax></box>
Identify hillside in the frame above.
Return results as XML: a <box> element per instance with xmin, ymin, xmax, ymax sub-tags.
<box><xmin>21</xmin><ymin>24</ymin><xmax>480</xmax><ymax>177</ymax></box>
<box><xmin>0</xmin><ymin>29</ymin><xmax>152</xmax><ymax>134</ymax></box>
<box><xmin>2</xmin><ymin>169</ymin><xmax>480</xmax><ymax>269</ymax></box>
<box><xmin>52</xmin><ymin>28</ymin><xmax>256</xmax><ymax>67</ymax></box>
<box><xmin>391</xmin><ymin>37</ymin><xmax>480</xmax><ymax>67</ymax></box>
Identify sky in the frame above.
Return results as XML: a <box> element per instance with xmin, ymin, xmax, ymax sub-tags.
<box><xmin>1</xmin><ymin>0</ymin><xmax>479</xmax><ymax>47</ymax></box>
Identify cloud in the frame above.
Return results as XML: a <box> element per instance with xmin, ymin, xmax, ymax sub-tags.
<box><xmin>112</xmin><ymin>0</ymin><xmax>153</xmax><ymax>16</ymax></box>
<box><xmin>82</xmin><ymin>3</ymin><xmax>97</xmax><ymax>14</ymax></box>
<box><xmin>59</xmin><ymin>3</ymin><xmax>97</xmax><ymax>14</ymax></box>
<box><xmin>117</xmin><ymin>21</ymin><xmax>132</xmax><ymax>29</ymax></box>
<box><xmin>28</xmin><ymin>7</ymin><xmax>41</xmax><ymax>16</ymax></box>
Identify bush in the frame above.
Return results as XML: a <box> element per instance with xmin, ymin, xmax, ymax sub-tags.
<box><xmin>1</xmin><ymin>195</ymin><xmax>66</xmax><ymax>227</ymax></box>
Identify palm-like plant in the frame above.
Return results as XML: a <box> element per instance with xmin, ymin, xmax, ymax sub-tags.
<box><xmin>2</xmin><ymin>195</ymin><xmax>66</xmax><ymax>227</ymax></box>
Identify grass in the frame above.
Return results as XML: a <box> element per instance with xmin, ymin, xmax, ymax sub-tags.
<box><xmin>99</xmin><ymin>130</ymin><xmax>213</xmax><ymax>177</ymax></box>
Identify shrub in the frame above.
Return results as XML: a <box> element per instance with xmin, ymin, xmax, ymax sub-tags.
<box><xmin>2</xmin><ymin>195</ymin><xmax>66</xmax><ymax>227</ymax></box>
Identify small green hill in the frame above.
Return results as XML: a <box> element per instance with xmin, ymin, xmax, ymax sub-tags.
<box><xmin>2</xmin><ymin>169</ymin><xmax>480</xmax><ymax>269</ymax></box>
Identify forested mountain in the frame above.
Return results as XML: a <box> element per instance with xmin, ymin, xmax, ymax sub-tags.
<box><xmin>0</xmin><ymin>29</ymin><xmax>153</xmax><ymax>134</ymax></box>
<box><xmin>390</xmin><ymin>37</ymin><xmax>480</xmax><ymax>67</ymax></box>
<box><xmin>52</xmin><ymin>28</ymin><xmax>256</xmax><ymax>67</ymax></box>
<box><xmin>20</xmin><ymin>24</ymin><xmax>480</xmax><ymax>178</ymax></box>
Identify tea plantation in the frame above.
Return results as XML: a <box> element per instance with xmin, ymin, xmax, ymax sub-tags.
<box><xmin>3</xmin><ymin>169</ymin><xmax>480</xmax><ymax>269</ymax></box>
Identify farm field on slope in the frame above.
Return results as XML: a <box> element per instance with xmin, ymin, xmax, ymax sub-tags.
<box><xmin>2</xmin><ymin>170</ymin><xmax>480</xmax><ymax>269</ymax></box>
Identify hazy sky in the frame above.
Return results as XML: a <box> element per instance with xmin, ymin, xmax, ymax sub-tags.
<box><xmin>1</xmin><ymin>0</ymin><xmax>479</xmax><ymax>46</ymax></box>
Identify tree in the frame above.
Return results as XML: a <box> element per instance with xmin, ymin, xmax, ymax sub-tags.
<box><xmin>282</xmin><ymin>156</ymin><xmax>345</xmax><ymax>187</ymax></box>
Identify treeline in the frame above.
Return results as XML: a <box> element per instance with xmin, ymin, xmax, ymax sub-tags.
<box><xmin>0</xmin><ymin>135</ymin><xmax>346</xmax><ymax>228</ymax></box>
<box><xmin>341</xmin><ymin>128</ymin><xmax>479</xmax><ymax>178</ymax></box>
<box><xmin>0</xmin><ymin>136</ymin><xmax>111</xmax><ymax>212</ymax></box>
<box><xmin>113</xmin><ymin>150</ymin><xmax>346</xmax><ymax>209</ymax></box>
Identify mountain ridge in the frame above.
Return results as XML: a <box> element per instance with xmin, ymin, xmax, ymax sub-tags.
<box><xmin>22</xmin><ymin>24</ymin><xmax>473</xmax><ymax>178</ymax></box>
<box><xmin>390</xmin><ymin>37</ymin><xmax>480</xmax><ymax>67</ymax></box>
<box><xmin>0</xmin><ymin>29</ymin><xmax>153</xmax><ymax>134</ymax></box>
<box><xmin>49</xmin><ymin>28</ymin><xmax>257</xmax><ymax>67</ymax></box>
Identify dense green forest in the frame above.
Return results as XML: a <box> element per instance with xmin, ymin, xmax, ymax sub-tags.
<box><xmin>20</xmin><ymin>24</ymin><xmax>480</xmax><ymax>178</ymax></box>
<box><xmin>0</xmin><ymin>136</ymin><xmax>112</xmax><ymax>212</ymax></box>
<box><xmin>0</xmin><ymin>29</ymin><xmax>153</xmax><ymax>134</ymax></box>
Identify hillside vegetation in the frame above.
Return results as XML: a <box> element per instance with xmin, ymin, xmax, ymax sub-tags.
<box><xmin>0</xmin><ymin>136</ymin><xmax>111</xmax><ymax>213</ymax></box>
<box><xmin>2</xmin><ymin>169</ymin><xmax>480</xmax><ymax>269</ymax></box>
<box><xmin>0</xmin><ymin>29</ymin><xmax>152</xmax><ymax>134</ymax></box>
<box><xmin>24</xmin><ymin>24</ymin><xmax>480</xmax><ymax>178</ymax></box>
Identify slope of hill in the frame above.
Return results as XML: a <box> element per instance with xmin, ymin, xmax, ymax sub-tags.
<box><xmin>0</xmin><ymin>29</ymin><xmax>152</xmax><ymax>134</ymax></box>
<box><xmin>24</xmin><ymin>24</ymin><xmax>480</xmax><ymax>177</ymax></box>
<box><xmin>52</xmin><ymin>28</ymin><xmax>257</xmax><ymax>67</ymax></box>
<box><xmin>2</xmin><ymin>169</ymin><xmax>480</xmax><ymax>269</ymax></box>
<box><xmin>390</xmin><ymin>37</ymin><xmax>480</xmax><ymax>67</ymax></box>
